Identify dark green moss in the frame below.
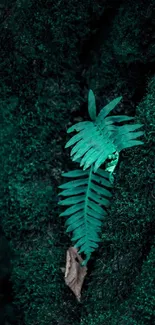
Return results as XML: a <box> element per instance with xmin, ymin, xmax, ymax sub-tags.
<box><xmin>0</xmin><ymin>1</ymin><xmax>154</xmax><ymax>324</ymax></box>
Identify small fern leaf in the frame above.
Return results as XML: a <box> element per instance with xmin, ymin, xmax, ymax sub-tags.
<box><xmin>66</xmin><ymin>218</ymin><xmax>84</xmax><ymax>233</ymax></box>
<box><xmin>96</xmin><ymin>96</ymin><xmax>122</xmax><ymax>121</ymax></box>
<box><xmin>66</xmin><ymin>121</ymin><xmax>93</xmax><ymax>135</ymax></box>
<box><xmin>88</xmin><ymin>89</ymin><xmax>96</xmax><ymax>121</ymax></box>
<box><xmin>65</xmin><ymin>211</ymin><xmax>84</xmax><ymax>226</ymax></box>
<box><xmin>71</xmin><ymin>141</ymin><xmax>93</xmax><ymax>161</ymax></box>
<box><xmin>105</xmin><ymin>115</ymin><xmax>135</xmax><ymax>124</ymax></box>
<box><xmin>80</xmin><ymin>150</ymin><xmax>99</xmax><ymax>170</ymax></box>
<box><xmin>89</xmin><ymin>190</ymin><xmax>110</xmax><ymax>206</ymax></box>
<box><xmin>61</xmin><ymin>170</ymin><xmax>89</xmax><ymax>178</ymax></box>
<box><xmin>87</xmin><ymin>207</ymin><xmax>105</xmax><ymax>220</ymax></box>
<box><xmin>58</xmin><ymin>195</ymin><xmax>85</xmax><ymax>205</ymax></box>
<box><xmin>114</xmin><ymin>123</ymin><xmax>144</xmax><ymax>136</ymax></box>
<box><xmin>65</xmin><ymin>126</ymin><xmax>93</xmax><ymax>149</ymax></box>
<box><xmin>116</xmin><ymin>140</ymin><xmax>144</xmax><ymax>151</ymax></box>
<box><xmin>58</xmin><ymin>186</ymin><xmax>86</xmax><ymax>197</ymax></box>
<box><xmin>91</xmin><ymin>169</ymin><xmax>113</xmax><ymax>188</ymax></box>
<box><xmin>58</xmin><ymin>178</ymin><xmax>88</xmax><ymax>189</ymax></box>
<box><xmin>59</xmin><ymin>165</ymin><xmax>113</xmax><ymax>264</ymax></box>
<box><xmin>59</xmin><ymin>203</ymin><xmax>84</xmax><ymax>216</ymax></box>
<box><xmin>95</xmin><ymin>168</ymin><xmax>112</xmax><ymax>179</ymax></box>
<box><xmin>90</xmin><ymin>183</ymin><xmax>112</xmax><ymax>198</ymax></box>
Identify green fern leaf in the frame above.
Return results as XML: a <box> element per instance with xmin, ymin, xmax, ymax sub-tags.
<box><xmin>58</xmin><ymin>166</ymin><xmax>113</xmax><ymax>265</ymax></box>
<box><xmin>88</xmin><ymin>89</ymin><xmax>96</xmax><ymax>121</ymax></box>
<box><xmin>96</xmin><ymin>96</ymin><xmax>122</xmax><ymax>120</ymax></box>
<box><xmin>65</xmin><ymin>92</ymin><xmax>144</xmax><ymax>173</ymax></box>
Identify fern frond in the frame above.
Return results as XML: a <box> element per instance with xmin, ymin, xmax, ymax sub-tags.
<box><xmin>58</xmin><ymin>166</ymin><xmax>113</xmax><ymax>265</ymax></box>
<box><xmin>65</xmin><ymin>92</ymin><xmax>144</xmax><ymax>173</ymax></box>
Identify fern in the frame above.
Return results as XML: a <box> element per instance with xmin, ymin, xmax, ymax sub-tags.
<box><xmin>58</xmin><ymin>166</ymin><xmax>113</xmax><ymax>265</ymax></box>
<box><xmin>59</xmin><ymin>90</ymin><xmax>144</xmax><ymax>266</ymax></box>
<box><xmin>65</xmin><ymin>90</ymin><xmax>144</xmax><ymax>173</ymax></box>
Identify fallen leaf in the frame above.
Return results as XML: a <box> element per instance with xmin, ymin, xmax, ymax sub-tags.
<box><xmin>61</xmin><ymin>247</ymin><xmax>87</xmax><ymax>301</ymax></box>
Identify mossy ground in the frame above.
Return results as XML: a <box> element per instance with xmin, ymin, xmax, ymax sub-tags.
<box><xmin>0</xmin><ymin>1</ymin><xmax>154</xmax><ymax>324</ymax></box>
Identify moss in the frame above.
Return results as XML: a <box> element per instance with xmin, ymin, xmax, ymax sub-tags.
<box><xmin>0</xmin><ymin>1</ymin><xmax>154</xmax><ymax>324</ymax></box>
<box><xmin>10</xmin><ymin>235</ymin><xmax>81</xmax><ymax>325</ymax></box>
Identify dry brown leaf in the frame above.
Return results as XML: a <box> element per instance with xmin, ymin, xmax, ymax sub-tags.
<box><xmin>60</xmin><ymin>246</ymin><xmax>87</xmax><ymax>302</ymax></box>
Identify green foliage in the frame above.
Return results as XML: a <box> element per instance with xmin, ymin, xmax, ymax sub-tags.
<box><xmin>88</xmin><ymin>89</ymin><xmax>97</xmax><ymax>121</ymax></box>
<box><xmin>59</xmin><ymin>167</ymin><xmax>112</xmax><ymax>265</ymax></box>
<box><xmin>65</xmin><ymin>91</ymin><xmax>144</xmax><ymax>172</ymax></box>
<box><xmin>59</xmin><ymin>90</ymin><xmax>144</xmax><ymax>265</ymax></box>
